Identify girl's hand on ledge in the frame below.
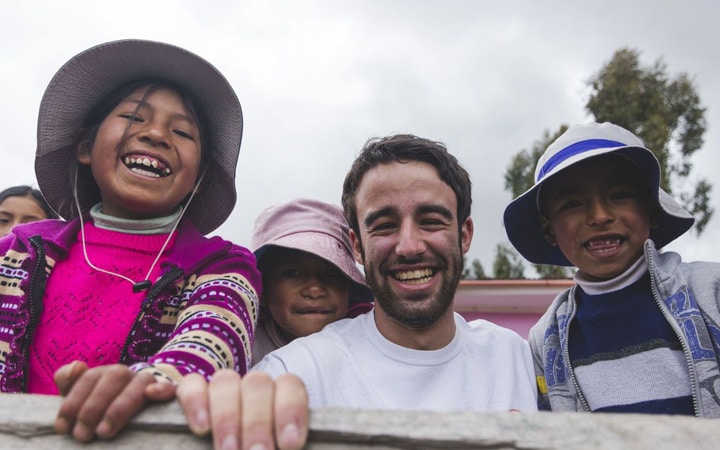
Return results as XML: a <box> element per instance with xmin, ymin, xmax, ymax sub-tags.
<box><xmin>53</xmin><ymin>362</ymin><xmax>174</xmax><ymax>442</ymax></box>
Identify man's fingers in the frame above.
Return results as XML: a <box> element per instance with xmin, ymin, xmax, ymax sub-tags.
<box><xmin>273</xmin><ymin>374</ymin><xmax>309</xmax><ymax>450</ymax></box>
<box><xmin>178</xmin><ymin>370</ymin><xmax>310</xmax><ymax>450</ymax></box>
<box><xmin>239</xmin><ymin>371</ymin><xmax>276</xmax><ymax>450</ymax></box>
<box><xmin>209</xmin><ymin>369</ymin><xmax>242</xmax><ymax>450</ymax></box>
<box><xmin>177</xmin><ymin>373</ymin><xmax>211</xmax><ymax>436</ymax></box>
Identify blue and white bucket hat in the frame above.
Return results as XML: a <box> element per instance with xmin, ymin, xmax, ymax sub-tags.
<box><xmin>503</xmin><ymin>122</ymin><xmax>695</xmax><ymax>266</ymax></box>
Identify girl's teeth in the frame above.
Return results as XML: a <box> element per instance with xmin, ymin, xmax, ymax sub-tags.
<box><xmin>123</xmin><ymin>156</ymin><xmax>170</xmax><ymax>176</ymax></box>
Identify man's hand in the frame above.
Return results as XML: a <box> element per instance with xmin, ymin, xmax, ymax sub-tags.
<box><xmin>177</xmin><ymin>369</ymin><xmax>309</xmax><ymax>450</ymax></box>
<box><xmin>53</xmin><ymin>361</ymin><xmax>176</xmax><ymax>442</ymax></box>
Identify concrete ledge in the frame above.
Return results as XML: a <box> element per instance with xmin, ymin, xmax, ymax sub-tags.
<box><xmin>1</xmin><ymin>393</ymin><xmax>718</xmax><ymax>449</ymax></box>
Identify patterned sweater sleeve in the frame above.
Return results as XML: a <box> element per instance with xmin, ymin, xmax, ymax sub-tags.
<box><xmin>130</xmin><ymin>243</ymin><xmax>261</xmax><ymax>383</ymax></box>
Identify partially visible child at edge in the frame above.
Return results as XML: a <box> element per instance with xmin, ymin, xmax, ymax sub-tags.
<box><xmin>0</xmin><ymin>185</ymin><xmax>57</xmax><ymax>236</ymax></box>
<box><xmin>0</xmin><ymin>39</ymin><xmax>261</xmax><ymax>441</ymax></box>
<box><xmin>503</xmin><ymin>121</ymin><xmax>720</xmax><ymax>417</ymax></box>
<box><xmin>250</xmin><ymin>198</ymin><xmax>373</xmax><ymax>365</ymax></box>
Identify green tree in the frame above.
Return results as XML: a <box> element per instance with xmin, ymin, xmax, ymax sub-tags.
<box><xmin>493</xmin><ymin>243</ymin><xmax>525</xmax><ymax>279</ymax></box>
<box><xmin>504</xmin><ymin>127</ymin><xmax>568</xmax><ymax>278</ymax></box>
<box><xmin>586</xmin><ymin>48</ymin><xmax>712</xmax><ymax>232</ymax></box>
<box><xmin>462</xmin><ymin>256</ymin><xmax>487</xmax><ymax>280</ymax></box>
<box><xmin>534</xmin><ymin>263</ymin><xmax>573</xmax><ymax>279</ymax></box>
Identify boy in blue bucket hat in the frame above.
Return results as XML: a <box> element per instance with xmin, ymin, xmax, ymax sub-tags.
<box><xmin>504</xmin><ymin>121</ymin><xmax>720</xmax><ymax>416</ymax></box>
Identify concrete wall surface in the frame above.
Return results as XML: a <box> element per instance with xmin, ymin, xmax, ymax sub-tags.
<box><xmin>0</xmin><ymin>393</ymin><xmax>718</xmax><ymax>449</ymax></box>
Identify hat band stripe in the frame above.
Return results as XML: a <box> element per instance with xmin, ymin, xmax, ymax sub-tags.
<box><xmin>537</xmin><ymin>139</ymin><xmax>625</xmax><ymax>181</ymax></box>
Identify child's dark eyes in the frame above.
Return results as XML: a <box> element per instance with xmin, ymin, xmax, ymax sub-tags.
<box><xmin>119</xmin><ymin>113</ymin><xmax>143</xmax><ymax>122</ymax></box>
<box><xmin>277</xmin><ymin>266</ymin><xmax>344</xmax><ymax>284</ymax></box>
<box><xmin>279</xmin><ymin>268</ymin><xmax>302</xmax><ymax>278</ymax></box>
<box><xmin>554</xmin><ymin>191</ymin><xmax>638</xmax><ymax>212</ymax></box>
<box><xmin>610</xmin><ymin>190</ymin><xmax>636</xmax><ymax>201</ymax></box>
<box><xmin>173</xmin><ymin>129</ymin><xmax>195</xmax><ymax>140</ymax></box>
<box><xmin>119</xmin><ymin>113</ymin><xmax>195</xmax><ymax>140</ymax></box>
<box><xmin>557</xmin><ymin>199</ymin><xmax>581</xmax><ymax>210</ymax></box>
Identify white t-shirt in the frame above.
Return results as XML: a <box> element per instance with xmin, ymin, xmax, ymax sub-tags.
<box><xmin>252</xmin><ymin>311</ymin><xmax>538</xmax><ymax>412</ymax></box>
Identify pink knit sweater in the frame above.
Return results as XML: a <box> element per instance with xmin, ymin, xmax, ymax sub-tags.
<box><xmin>27</xmin><ymin>222</ymin><xmax>175</xmax><ymax>394</ymax></box>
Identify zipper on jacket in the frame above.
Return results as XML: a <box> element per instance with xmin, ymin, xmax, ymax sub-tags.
<box><xmin>646</xmin><ymin>246</ymin><xmax>701</xmax><ymax>417</ymax></box>
<box><xmin>22</xmin><ymin>236</ymin><xmax>49</xmax><ymax>391</ymax></box>
<box><xmin>562</xmin><ymin>285</ymin><xmax>591</xmax><ymax>412</ymax></box>
<box><xmin>120</xmin><ymin>266</ymin><xmax>183</xmax><ymax>363</ymax></box>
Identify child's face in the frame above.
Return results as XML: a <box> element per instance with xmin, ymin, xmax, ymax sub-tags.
<box><xmin>0</xmin><ymin>195</ymin><xmax>48</xmax><ymax>237</ymax></box>
<box><xmin>540</xmin><ymin>156</ymin><xmax>654</xmax><ymax>281</ymax></box>
<box><xmin>77</xmin><ymin>86</ymin><xmax>202</xmax><ymax>219</ymax></box>
<box><xmin>262</xmin><ymin>248</ymin><xmax>351</xmax><ymax>339</ymax></box>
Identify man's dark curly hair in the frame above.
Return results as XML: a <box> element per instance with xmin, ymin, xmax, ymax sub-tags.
<box><xmin>341</xmin><ymin>134</ymin><xmax>472</xmax><ymax>235</ymax></box>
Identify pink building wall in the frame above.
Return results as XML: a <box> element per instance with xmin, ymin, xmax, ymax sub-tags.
<box><xmin>453</xmin><ymin>279</ymin><xmax>573</xmax><ymax>338</ymax></box>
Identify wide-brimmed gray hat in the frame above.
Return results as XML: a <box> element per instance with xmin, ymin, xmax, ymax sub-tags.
<box><xmin>503</xmin><ymin>122</ymin><xmax>695</xmax><ymax>266</ymax></box>
<box><xmin>35</xmin><ymin>39</ymin><xmax>242</xmax><ymax>234</ymax></box>
<box><xmin>252</xmin><ymin>198</ymin><xmax>374</xmax><ymax>305</ymax></box>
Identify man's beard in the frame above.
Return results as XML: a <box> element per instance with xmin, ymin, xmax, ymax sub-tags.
<box><xmin>365</xmin><ymin>249</ymin><xmax>463</xmax><ymax>329</ymax></box>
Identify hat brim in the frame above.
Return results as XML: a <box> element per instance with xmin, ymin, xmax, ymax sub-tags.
<box><xmin>35</xmin><ymin>39</ymin><xmax>242</xmax><ymax>234</ymax></box>
<box><xmin>255</xmin><ymin>233</ymin><xmax>374</xmax><ymax>304</ymax></box>
<box><xmin>503</xmin><ymin>146</ymin><xmax>695</xmax><ymax>266</ymax></box>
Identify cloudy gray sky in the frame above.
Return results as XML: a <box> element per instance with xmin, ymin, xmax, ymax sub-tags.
<box><xmin>2</xmin><ymin>0</ymin><xmax>719</xmax><ymax>272</ymax></box>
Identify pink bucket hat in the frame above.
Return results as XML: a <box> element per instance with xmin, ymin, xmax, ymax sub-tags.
<box><xmin>251</xmin><ymin>198</ymin><xmax>373</xmax><ymax>304</ymax></box>
<box><xmin>503</xmin><ymin>122</ymin><xmax>695</xmax><ymax>266</ymax></box>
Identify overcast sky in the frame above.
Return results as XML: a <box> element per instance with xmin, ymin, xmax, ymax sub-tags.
<box><xmin>2</xmin><ymin>0</ymin><xmax>719</xmax><ymax>273</ymax></box>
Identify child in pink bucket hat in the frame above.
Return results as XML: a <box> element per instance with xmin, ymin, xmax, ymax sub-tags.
<box><xmin>504</xmin><ymin>121</ymin><xmax>720</xmax><ymax>417</ymax></box>
<box><xmin>250</xmin><ymin>198</ymin><xmax>373</xmax><ymax>365</ymax></box>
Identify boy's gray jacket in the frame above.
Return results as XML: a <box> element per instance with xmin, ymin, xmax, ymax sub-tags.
<box><xmin>529</xmin><ymin>240</ymin><xmax>720</xmax><ymax>417</ymax></box>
